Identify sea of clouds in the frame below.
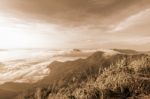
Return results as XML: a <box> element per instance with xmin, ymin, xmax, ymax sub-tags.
<box><xmin>0</xmin><ymin>48</ymin><xmax>118</xmax><ymax>84</ymax></box>
<box><xmin>0</xmin><ymin>49</ymin><xmax>92</xmax><ymax>84</ymax></box>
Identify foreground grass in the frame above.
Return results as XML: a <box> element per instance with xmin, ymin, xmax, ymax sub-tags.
<box><xmin>16</xmin><ymin>55</ymin><xmax>150</xmax><ymax>99</ymax></box>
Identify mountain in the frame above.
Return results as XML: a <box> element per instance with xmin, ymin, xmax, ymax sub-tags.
<box><xmin>0</xmin><ymin>89</ymin><xmax>17</xmax><ymax>99</ymax></box>
<box><xmin>16</xmin><ymin>50</ymin><xmax>150</xmax><ymax>99</ymax></box>
<box><xmin>37</xmin><ymin>50</ymin><xmax>149</xmax><ymax>86</ymax></box>
<box><xmin>112</xmin><ymin>49</ymin><xmax>139</xmax><ymax>54</ymax></box>
<box><xmin>37</xmin><ymin>51</ymin><xmax>121</xmax><ymax>86</ymax></box>
<box><xmin>0</xmin><ymin>82</ymin><xmax>32</xmax><ymax>99</ymax></box>
<box><xmin>0</xmin><ymin>49</ymin><xmax>149</xmax><ymax>99</ymax></box>
<box><xmin>55</xmin><ymin>49</ymin><xmax>93</xmax><ymax>57</ymax></box>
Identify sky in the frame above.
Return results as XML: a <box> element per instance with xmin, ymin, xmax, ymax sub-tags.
<box><xmin>0</xmin><ymin>0</ymin><xmax>150</xmax><ymax>50</ymax></box>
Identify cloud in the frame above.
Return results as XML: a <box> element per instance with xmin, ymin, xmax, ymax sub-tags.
<box><xmin>1</xmin><ymin>0</ymin><xmax>150</xmax><ymax>26</ymax></box>
<box><xmin>112</xmin><ymin>9</ymin><xmax>150</xmax><ymax>32</ymax></box>
<box><xmin>0</xmin><ymin>0</ymin><xmax>150</xmax><ymax>50</ymax></box>
<box><xmin>0</xmin><ymin>12</ymin><xmax>64</xmax><ymax>49</ymax></box>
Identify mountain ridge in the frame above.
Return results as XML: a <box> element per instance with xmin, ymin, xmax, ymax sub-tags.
<box><xmin>0</xmin><ymin>49</ymin><xmax>149</xmax><ymax>99</ymax></box>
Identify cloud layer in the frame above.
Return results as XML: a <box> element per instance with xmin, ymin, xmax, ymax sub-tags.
<box><xmin>0</xmin><ymin>0</ymin><xmax>150</xmax><ymax>50</ymax></box>
<box><xmin>1</xmin><ymin>0</ymin><xmax>150</xmax><ymax>26</ymax></box>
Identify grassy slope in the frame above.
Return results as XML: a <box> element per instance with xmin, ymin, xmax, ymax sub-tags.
<box><xmin>14</xmin><ymin>51</ymin><xmax>150</xmax><ymax>99</ymax></box>
<box><xmin>0</xmin><ymin>89</ymin><xmax>17</xmax><ymax>99</ymax></box>
<box><xmin>0</xmin><ymin>82</ymin><xmax>32</xmax><ymax>99</ymax></box>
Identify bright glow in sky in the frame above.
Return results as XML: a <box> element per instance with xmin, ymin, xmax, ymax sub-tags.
<box><xmin>0</xmin><ymin>11</ymin><xmax>150</xmax><ymax>50</ymax></box>
<box><xmin>0</xmin><ymin>13</ymin><xmax>61</xmax><ymax>49</ymax></box>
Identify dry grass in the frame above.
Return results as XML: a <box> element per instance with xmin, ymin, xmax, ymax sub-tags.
<box><xmin>16</xmin><ymin>55</ymin><xmax>150</xmax><ymax>99</ymax></box>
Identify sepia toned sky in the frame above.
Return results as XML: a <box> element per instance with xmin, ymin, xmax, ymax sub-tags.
<box><xmin>0</xmin><ymin>0</ymin><xmax>150</xmax><ymax>50</ymax></box>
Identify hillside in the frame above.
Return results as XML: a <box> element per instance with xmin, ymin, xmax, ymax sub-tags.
<box><xmin>0</xmin><ymin>89</ymin><xmax>17</xmax><ymax>99</ymax></box>
<box><xmin>0</xmin><ymin>82</ymin><xmax>32</xmax><ymax>99</ymax></box>
<box><xmin>11</xmin><ymin>50</ymin><xmax>150</xmax><ymax>99</ymax></box>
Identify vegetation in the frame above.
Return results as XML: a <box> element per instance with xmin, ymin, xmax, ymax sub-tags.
<box><xmin>16</xmin><ymin>53</ymin><xmax>150</xmax><ymax>99</ymax></box>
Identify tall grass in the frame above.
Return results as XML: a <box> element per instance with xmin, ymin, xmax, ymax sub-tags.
<box><xmin>16</xmin><ymin>55</ymin><xmax>150</xmax><ymax>99</ymax></box>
